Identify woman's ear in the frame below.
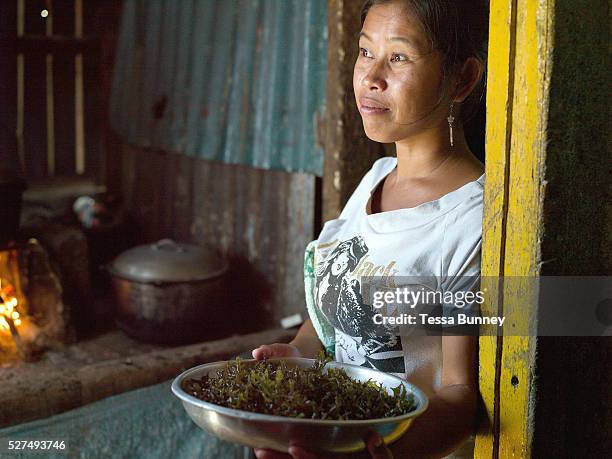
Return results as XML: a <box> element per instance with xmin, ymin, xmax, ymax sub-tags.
<box><xmin>452</xmin><ymin>57</ymin><xmax>484</xmax><ymax>103</ymax></box>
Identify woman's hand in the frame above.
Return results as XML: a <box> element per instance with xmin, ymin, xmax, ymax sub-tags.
<box><xmin>252</xmin><ymin>343</ymin><xmax>302</xmax><ymax>360</ymax></box>
<box><xmin>255</xmin><ymin>319</ymin><xmax>323</xmax><ymax>359</ymax></box>
<box><xmin>253</xmin><ymin>445</ymin><xmax>317</xmax><ymax>459</ymax></box>
<box><xmin>253</xmin><ymin>432</ymin><xmax>393</xmax><ymax>459</ymax></box>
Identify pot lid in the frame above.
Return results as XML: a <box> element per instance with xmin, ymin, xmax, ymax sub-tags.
<box><xmin>110</xmin><ymin>239</ymin><xmax>228</xmax><ymax>283</ymax></box>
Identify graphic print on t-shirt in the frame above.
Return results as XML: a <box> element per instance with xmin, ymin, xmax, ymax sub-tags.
<box><xmin>315</xmin><ymin>236</ymin><xmax>405</xmax><ymax>374</ymax></box>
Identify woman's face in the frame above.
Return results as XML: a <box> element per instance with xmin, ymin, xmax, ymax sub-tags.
<box><xmin>331</xmin><ymin>252</ymin><xmax>350</xmax><ymax>276</ymax></box>
<box><xmin>353</xmin><ymin>1</ymin><xmax>450</xmax><ymax>143</ymax></box>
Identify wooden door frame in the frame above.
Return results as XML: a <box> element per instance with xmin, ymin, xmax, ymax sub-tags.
<box><xmin>475</xmin><ymin>0</ymin><xmax>547</xmax><ymax>456</ymax></box>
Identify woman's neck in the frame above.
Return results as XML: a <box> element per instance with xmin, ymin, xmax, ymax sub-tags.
<box><xmin>393</xmin><ymin>123</ymin><xmax>470</xmax><ymax>180</ymax></box>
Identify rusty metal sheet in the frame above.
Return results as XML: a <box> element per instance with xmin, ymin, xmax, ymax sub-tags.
<box><xmin>111</xmin><ymin>0</ymin><xmax>327</xmax><ymax>176</ymax></box>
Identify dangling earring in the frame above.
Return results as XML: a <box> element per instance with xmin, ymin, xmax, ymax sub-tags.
<box><xmin>447</xmin><ymin>102</ymin><xmax>455</xmax><ymax>147</ymax></box>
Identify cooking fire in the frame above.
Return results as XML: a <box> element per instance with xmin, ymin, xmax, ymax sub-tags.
<box><xmin>0</xmin><ymin>279</ymin><xmax>22</xmax><ymax>334</ymax></box>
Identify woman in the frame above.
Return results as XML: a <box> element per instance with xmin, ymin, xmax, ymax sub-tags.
<box><xmin>253</xmin><ymin>0</ymin><xmax>487</xmax><ymax>457</ymax></box>
<box><xmin>315</xmin><ymin>237</ymin><xmax>367</xmax><ymax>322</ymax></box>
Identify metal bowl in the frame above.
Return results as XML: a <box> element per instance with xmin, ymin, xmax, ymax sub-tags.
<box><xmin>171</xmin><ymin>358</ymin><xmax>428</xmax><ymax>454</ymax></box>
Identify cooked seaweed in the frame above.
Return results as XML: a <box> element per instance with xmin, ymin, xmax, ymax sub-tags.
<box><xmin>182</xmin><ymin>353</ymin><xmax>416</xmax><ymax>420</ymax></box>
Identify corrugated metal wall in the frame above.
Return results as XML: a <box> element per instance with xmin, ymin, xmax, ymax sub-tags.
<box><xmin>119</xmin><ymin>142</ymin><xmax>315</xmax><ymax>327</ymax></box>
<box><xmin>110</xmin><ymin>0</ymin><xmax>327</xmax><ymax>175</ymax></box>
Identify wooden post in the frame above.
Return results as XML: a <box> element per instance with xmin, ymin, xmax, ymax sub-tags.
<box><xmin>45</xmin><ymin>0</ymin><xmax>56</xmax><ymax>177</ymax></box>
<box><xmin>474</xmin><ymin>0</ymin><xmax>517</xmax><ymax>455</ymax></box>
<box><xmin>72</xmin><ymin>0</ymin><xmax>86</xmax><ymax>176</ymax></box>
<box><xmin>322</xmin><ymin>0</ymin><xmax>385</xmax><ymax>222</ymax></box>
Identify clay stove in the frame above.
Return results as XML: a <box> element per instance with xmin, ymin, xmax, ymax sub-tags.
<box><xmin>0</xmin><ymin>241</ymin><xmax>71</xmax><ymax>363</ymax></box>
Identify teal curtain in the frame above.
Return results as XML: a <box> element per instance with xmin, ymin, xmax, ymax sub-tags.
<box><xmin>110</xmin><ymin>0</ymin><xmax>327</xmax><ymax>175</ymax></box>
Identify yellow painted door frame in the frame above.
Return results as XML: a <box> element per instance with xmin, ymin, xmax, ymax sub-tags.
<box><xmin>475</xmin><ymin>0</ymin><xmax>553</xmax><ymax>457</ymax></box>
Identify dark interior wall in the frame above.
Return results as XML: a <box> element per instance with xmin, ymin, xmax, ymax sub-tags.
<box><xmin>465</xmin><ymin>98</ymin><xmax>486</xmax><ymax>164</ymax></box>
<box><xmin>540</xmin><ymin>2</ymin><xmax>610</xmax><ymax>277</ymax></box>
<box><xmin>86</xmin><ymin>0</ymin><xmax>123</xmax><ymax>187</ymax></box>
<box><xmin>0</xmin><ymin>1</ymin><xmax>18</xmax><ymax>176</ymax></box>
<box><xmin>533</xmin><ymin>0</ymin><xmax>611</xmax><ymax>457</ymax></box>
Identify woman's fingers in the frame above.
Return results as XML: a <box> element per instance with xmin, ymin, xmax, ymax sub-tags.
<box><xmin>366</xmin><ymin>433</ymin><xmax>393</xmax><ymax>459</ymax></box>
<box><xmin>252</xmin><ymin>343</ymin><xmax>300</xmax><ymax>360</ymax></box>
<box><xmin>287</xmin><ymin>445</ymin><xmax>319</xmax><ymax>459</ymax></box>
<box><xmin>252</xmin><ymin>344</ymin><xmax>280</xmax><ymax>360</ymax></box>
<box><xmin>251</xmin><ymin>345</ymin><xmax>266</xmax><ymax>360</ymax></box>
<box><xmin>253</xmin><ymin>448</ymin><xmax>292</xmax><ymax>459</ymax></box>
<box><xmin>253</xmin><ymin>447</ymin><xmax>317</xmax><ymax>459</ymax></box>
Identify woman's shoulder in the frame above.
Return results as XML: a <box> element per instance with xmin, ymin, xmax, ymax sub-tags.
<box><xmin>355</xmin><ymin>156</ymin><xmax>396</xmax><ymax>195</ymax></box>
<box><xmin>370</xmin><ymin>156</ymin><xmax>397</xmax><ymax>176</ymax></box>
<box><xmin>335</xmin><ymin>157</ymin><xmax>397</xmax><ymax>219</ymax></box>
<box><xmin>440</xmin><ymin>191</ymin><xmax>484</xmax><ymax>279</ymax></box>
<box><xmin>440</xmin><ymin>181</ymin><xmax>484</xmax><ymax>269</ymax></box>
<box><xmin>445</xmin><ymin>186</ymin><xmax>484</xmax><ymax>230</ymax></box>
<box><xmin>430</xmin><ymin>166</ymin><xmax>485</xmax><ymax>225</ymax></box>
<box><xmin>440</xmin><ymin>162</ymin><xmax>485</xmax><ymax>242</ymax></box>
<box><xmin>358</xmin><ymin>156</ymin><xmax>397</xmax><ymax>183</ymax></box>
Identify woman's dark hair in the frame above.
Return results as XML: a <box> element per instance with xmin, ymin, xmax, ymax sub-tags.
<box><xmin>360</xmin><ymin>0</ymin><xmax>489</xmax><ymax>123</ymax></box>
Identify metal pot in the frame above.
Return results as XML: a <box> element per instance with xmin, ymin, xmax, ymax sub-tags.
<box><xmin>108</xmin><ymin>239</ymin><xmax>230</xmax><ymax>344</ymax></box>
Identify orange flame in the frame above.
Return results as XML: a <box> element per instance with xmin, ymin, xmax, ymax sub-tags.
<box><xmin>0</xmin><ymin>279</ymin><xmax>21</xmax><ymax>332</ymax></box>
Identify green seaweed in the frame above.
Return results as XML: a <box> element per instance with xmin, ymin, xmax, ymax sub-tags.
<box><xmin>182</xmin><ymin>353</ymin><xmax>416</xmax><ymax>420</ymax></box>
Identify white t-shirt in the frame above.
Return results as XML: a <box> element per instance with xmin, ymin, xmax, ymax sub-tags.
<box><xmin>313</xmin><ymin>156</ymin><xmax>484</xmax><ymax>395</ymax></box>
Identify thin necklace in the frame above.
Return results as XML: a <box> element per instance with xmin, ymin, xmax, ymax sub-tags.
<box><xmin>393</xmin><ymin>150</ymin><xmax>455</xmax><ymax>182</ymax></box>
